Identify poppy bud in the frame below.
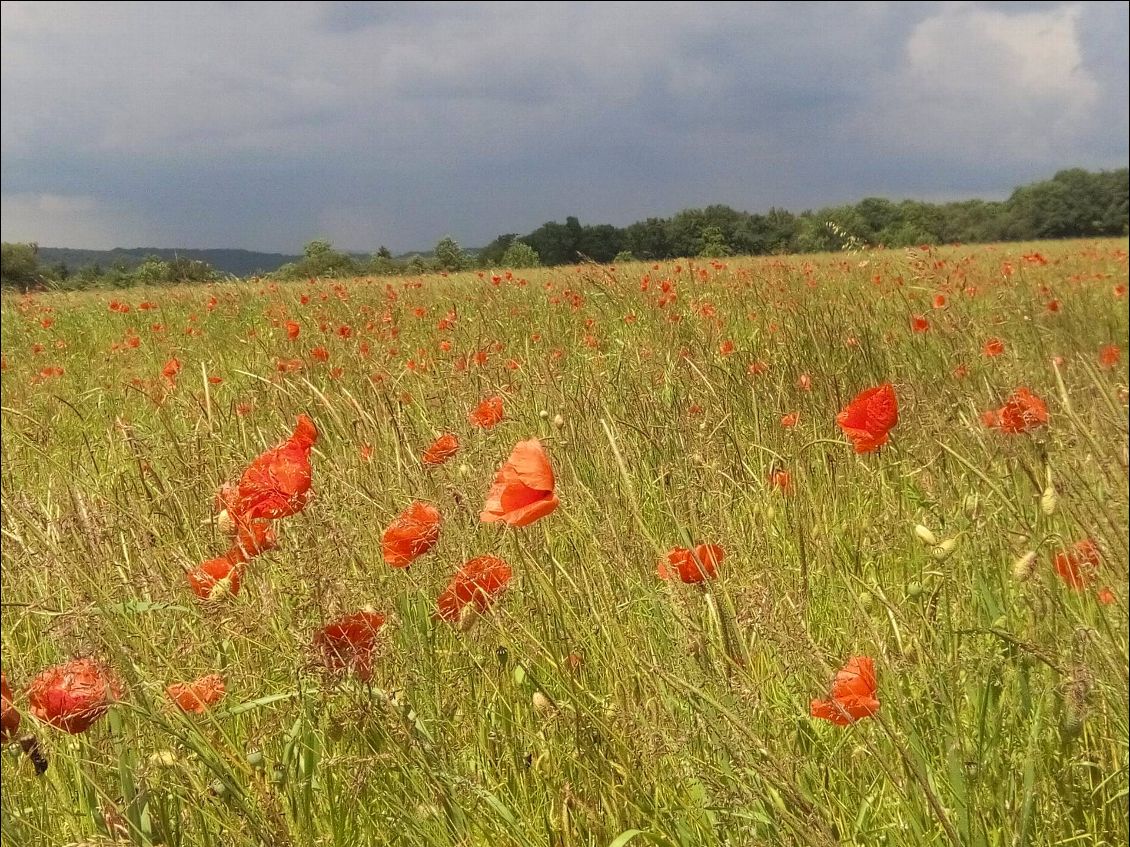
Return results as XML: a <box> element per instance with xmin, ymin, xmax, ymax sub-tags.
<box><xmin>931</xmin><ymin>538</ymin><xmax>958</xmax><ymax>560</ymax></box>
<box><xmin>553</xmin><ymin>414</ymin><xmax>564</xmax><ymax>429</ymax></box>
<box><xmin>457</xmin><ymin>463</ymin><xmax>471</xmax><ymax>478</ymax></box>
<box><xmin>963</xmin><ymin>494</ymin><xmax>981</xmax><ymax>518</ymax></box>
<box><xmin>1012</xmin><ymin>550</ymin><xmax>1038</xmax><ymax>581</ymax></box>
<box><xmin>914</xmin><ymin>524</ymin><xmax>938</xmax><ymax>546</ymax></box>
<box><xmin>907</xmin><ymin>580</ymin><xmax>924</xmax><ymax>600</ymax></box>
<box><xmin>532</xmin><ymin>691</ymin><xmax>555</xmax><ymax>717</ymax></box>
<box><xmin>148</xmin><ymin>750</ymin><xmax>179</xmax><ymax>769</ymax></box>
<box><xmin>215</xmin><ymin>509</ymin><xmax>236</xmax><ymax>535</ymax></box>
<box><xmin>539</xmin><ymin>409</ymin><xmax>549</xmax><ymax>419</ymax></box>
<box><xmin>1039</xmin><ymin>484</ymin><xmax>1058</xmax><ymax>516</ymax></box>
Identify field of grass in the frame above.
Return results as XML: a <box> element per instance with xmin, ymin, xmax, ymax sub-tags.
<box><xmin>1</xmin><ymin>239</ymin><xmax>1128</xmax><ymax>847</ymax></box>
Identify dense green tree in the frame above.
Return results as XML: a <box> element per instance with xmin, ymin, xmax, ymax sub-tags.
<box><xmin>1</xmin><ymin>242</ymin><xmax>41</xmax><ymax>290</ymax></box>
<box><xmin>434</xmin><ymin>236</ymin><xmax>466</xmax><ymax>271</ymax></box>
<box><xmin>500</xmin><ymin>241</ymin><xmax>540</xmax><ymax>268</ymax></box>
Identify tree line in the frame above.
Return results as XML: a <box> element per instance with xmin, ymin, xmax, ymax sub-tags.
<box><xmin>2</xmin><ymin>167</ymin><xmax>1126</xmax><ymax>290</ymax></box>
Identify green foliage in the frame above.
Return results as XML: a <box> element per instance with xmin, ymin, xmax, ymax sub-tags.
<box><xmin>612</xmin><ymin>250</ymin><xmax>635</xmax><ymax>263</ymax></box>
<box><xmin>1</xmin><ymin>242</ymin><xmax>41</xmax><ymax>290</ymax></box>
<box><xmin>276</xmin><ymin>240</ymin><xmax>360</xmax><ymax>280</ymax></box>
<box><xmin>433</xmin><ymin>236</ymin><xmax>465</xmax><ymax>272</ymax></box>
<box><xmin>499</xmin><ymin>240</ymin><xmax>541</xmax><ymax>268</ymax></box>
<box><xmin>697</xmin><ymin>225</ymin><xmax>732</xmax><ymax>257</ymax></box>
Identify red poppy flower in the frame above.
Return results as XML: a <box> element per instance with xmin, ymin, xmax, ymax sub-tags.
<box><xmin>1054</xmin><ymin>539</ymin><xmax>1101</xmax><ymax>590</ymax></box>
<box><xmin>1097</xmin><ymin>587</ymin><xmax>1116</xmax><ymax>605</ymax></box>
<box><xmin>780</xmin><ymin>412</ymin><xmax>799</xmax><ymax>429</ymax></box>
<box><xmin>313</xmin><ymin>611</ymin><xmax>387</xmax><ymax>681</ymax></box>
<box><xmin>166</xmin><ymin>674</ymin><xmax>226</xmax><ymax>713</ymax></box>
<box><xmin>27</xmin><ymin>658</ymin><xmax>123</xmax><ymax>734</ymax></box>
<box><xmin>810</xmin><ymin>656</ymin><xmax>879</xmax><ymax>726</ymax></box>
<box><xmin>657</xmin><ymin>544</ymin><xmax>724</xmax><ymax>584</ymax></box>
<box><xmin>836</xmin><ymin>383</ymin><xmax>899</xmax><ymax>453</ymax></box>
<box><xmin>422</xmin><ymin>432</ymin><xmax>460</xmax><ymax>467</ymax></box>
<box><xmin>982</xmin><ymin>338</ymin><xmax>1005</xmax><ymax>357</ymax></box>
<box><xmin>797</xmin><ymin>373</ymin><xmax>812</xmax><ymax>391</ymax></box>
<box><xmin>162</xmin><ymin>357</ymin><xmax>181</xmax><ymax>381</ymax></box>
<box><xmin>1</xmin><ymin>673</ymin><xmax>19</xmax><ymax>741</ymax></box>
<box><xmin>286</xmin><ymin>320</ymin><xmax>300</xmax><ymax>340</ymax></box>
<box><xmin>932</xmin><ymin>294</ymin><xmax>947</xmax><ymax>309</ymax></box>
<box><xmin>382</xmin><ymin>501</ymin><xmax>441</xmax><ymax>567</ymax></box>
<box><xmin>231</xmin><ymin>518</ymin><xmax>277</xmax><ymax>562</ymax></box>
<box><xmin>911</xmin><ymin>315</ymin><xmax>929</xmax><ymax>333</ymax></box>
<box><xmin>436</xmin><ymin>555</ymin><xmax>513</xmax><ymax>622</ymax></box>
<box><xmin>480</xmin><ymin>439</ymin><xmax>559</xmax><ymax>527</ymax></box>
<box><xmin>469</xmin><ymin>396</ymin><xmax>505</xmax><ymax>429</ymax></box>
<box><xmin>996</xmin><ymin>387</ymin><xmax>1048</xmax><ymax>434</ymax></box>
<box><xmin>1099</xmin><ymin>344</ymin><xmax>1120</xmax><ymax>369</ymax></box>
<box><xmin>769</xmin><ymin>469</ymin><xmax>791</xmax><ymax>493</ymax></box>
<box><xmin>233</xmin><ymin>415</ymin><xmax>318</xmax><ymax>520</ymax></box>
<box><xmin>186</xmin><ymin>553</ymin><xmax>243</xmax><ymax>601</ymax></box>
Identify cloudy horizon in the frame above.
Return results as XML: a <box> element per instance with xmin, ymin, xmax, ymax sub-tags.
<box><xmin>2</xmin><ymin>1</ymin><xmax>1127</xmax><ymax>253</ymax></box>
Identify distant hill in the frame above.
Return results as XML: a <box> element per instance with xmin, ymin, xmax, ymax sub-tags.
<box><xmin>35</xmin><ymin>247</ymin><xmax>303</xmax><ymax>276</ymax></box>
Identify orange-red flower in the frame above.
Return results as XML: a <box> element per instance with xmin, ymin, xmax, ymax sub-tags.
<box><xmin>186</xmin><ymin>553</ymin><xmax>243</xmax><ymax>601</ymax></box>
<box><xmin>911</xmin><ymin>315</ymin><xmax>929</xmax><ymax>333</ymax></box>
<box><xmin>313</xmin><ymin>611</ymin><xmax>387</xmax><ymax>681</ymax></box>
<box><xmin>982</xmin><ymin>338</ymin><xmax>1005</xmax><ymax>357</ymax></box>
<box><xmin>657</xmin><ymin>544</ymin><xmax>724</xmax><ymax>584</ymax></box>
<box><xmin>1099</xmin><ymin>344</ymin><xmax>1121</xmax><ymax>369</ymax></box>
<box><xmin>231</xmin><ymin>518</ymin><xmax>277</xmax><ymax>562</ymax></box>
<box><xmin>233</xmin><ymin>415</ymin><xmax>318</xmax><ymax>520</ymax></box>
<box><xmin>382</xmin><ymin>501</ymin><xmax>442</xmax><ymax>567</ymax></box>
<box><xmin>480</xmin><ymin>439</ymin><xmax>559</xmax><ymax>527</ymax></box>
<box><xmin>992</xmin><ymin>387</ymin><xmax>1048</xmax><ymax>434</ymax></box>
<box><xmin>810</xmin><ymin>656</ymin><xmax>879</xmax><ymax>726</ymax></box>
<box><xmin>285</xmin><ymin>320</ymin><xmax>300</xmax><ymax>340</ymax></box>
<box><xmin>436</xmin><ymin>555</ymin><xmax>513</xmax><ymax>622</ymax></box>
<box><xmin>1054</xmin><ymin>539</ymin><xmax>1102</xmax><ymax>591</ymax></box>
<box><xmin>162</xmin><ymin>357</ymin><xmax>181</xmax><ymax>382</ymax></box>
<box><xmin>26</xmin><ymin>658</ymin><xmax>123</xmax><ymax>734</ymax></box>
<box><xmin>422</xmin><ymin>432</ymin><xmax>460</xmax><ymax>467</ymax></box>
<box><xmin>769</xmin><ymin>469</ymin><xmax>791</xmax><ymax>493</ymax></box>
<box><xmin>166</xmin><ymin>674</ymin><xmax>226</xmax><ymax>713</ymax></box>
<box><xmin>469</xmin><ymin>396</ymin><xmax>505</xmax><ymax>429</ymax></box>
<box><xmin>836</xmin><ymin>383</ymin><xmax>899</xmax><ymax>453</ymax></box>
<box><xmin>780</xmin><ymin>412</ymin><xmax>799</xmax><ymax>429</ymax></box>
<box><xmin>1</xmin><ymin>673</ymin><xmax>19</xmax><ymax>741</ymax></box>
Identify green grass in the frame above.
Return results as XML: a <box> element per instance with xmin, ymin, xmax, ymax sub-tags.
<box><xmin>2</xmin><ymin>240</ymin><xmax>1128</xmax><ymax>846</ymax></box>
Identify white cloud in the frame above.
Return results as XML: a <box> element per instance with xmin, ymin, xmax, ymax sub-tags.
<box><xmin>868</xmin><ymin>3</ymin><xmax>1099</xmax><ymax>161</ymax></box>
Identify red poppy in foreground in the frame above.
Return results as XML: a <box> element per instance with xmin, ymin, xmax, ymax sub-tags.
<box><xmin>836</xmin><ymin>383</ymin><xmax>899</xmax><ymax>453</ymax></box>
<box><xmin>983</xmin><ymin>338</ymin><xmax>1005</xmax><ymax>357</ymax></box>
<box><xmin>658</xmin><ymin>544</ymin><xmax>724</xmax><ymax>584</ymax></box>
<box><xmin>233</xmin><ymin>414</ymin><xmax>318</xmax><ymax>520</ymax></box>
<box><xmin>480</xmin><ymin>439</ymin><xmax>559</xmax><ymax>527</ymax></box>
<box><xmin>232</xmin><ymin>518</ymin><xmax>277</xmax><ymax>562</ymax></box>
<box><xmin>166</xmin><ymin>674</ymin><xmax>226</xmax><ymax>713</ymax></box>
<box><xmin>187</xmin><ymin>553</ymin><xmax>243</xmax><ymax>601</ymax></box>
<box><xmin>1099</xmin><ymin>344</ymin><xmax>1120</xmax><ymax>369</ymax></box>
<box><xmin>1</xmin><ymin>673</ymin><xmax>19</xmax><ymax>741</ymax></box>
<box><xmin>27</xmin><ymin>659</ymin><xmax>123</xmax><ymax>734</ymax></box>
<box><xmin>469</xmin><ymin>396</ymin><xmax>505</xmax><ymax>429</ymax></box>
<box><xmin>422</xmin><ymin>432</ymin><xmax>460</xmax><ymax>467</ymax></box>
<box><xmin>313</xmin><ymin>611</ymin><xmax>387</xmax><ymax>681</ymax></box>
<box><xmin>1054</xmin><ymin>539</ymin><xmax>1102</xmax><ymax>590</ymax></box>
<box><xmin>810</xmin><ymin>656</ymin><xmax>880</xmax><ymax>726</ymax></box>
<box><xmin>382</xmin><ymin>501</ymin><xmax>442</xmax><ymax>567</ymax></box>
<box><xmin>983</xmin><ymin>387</ymin><xmax>1048</xmax><ymax>434</ymax></box>
<box><xmin>436</xmin><ymin>555</ymin><xmax>513</xmax><ymax>623</ymax></box>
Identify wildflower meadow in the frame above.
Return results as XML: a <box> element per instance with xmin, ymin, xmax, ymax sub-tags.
<box><xmin>1</xmin><ymin>240</ymin><xmax>1128</xmax><ymax>846</ymax></box>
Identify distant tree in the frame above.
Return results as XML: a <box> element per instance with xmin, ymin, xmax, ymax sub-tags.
<box><xmin>1</xmin><ymin>242</ymin><xmax>41</xmax><ymax>290</ymax></box>
<box><xmin>304</xmin><ymin>239</ymin><xmax>334</xmax><ymax>259</ymax></box>
<box><xmin>613</xmin><ymin>250</ymin><xmax>635</xmax><ymax>263</ymax></box>
<box><xmin>500</xmin><ymin>240</ymin><xmax>540</xmax><ymax>268</ymax></box>
<box><xmin>478</xmin><ymin>233</ymin><xmax>519</xmax><ymax>266</ymax></box>
<box><xmin>698</xmin><ymin>225</ymin><xmax>732</xmax><ymax>257</ymax></box>
<box><xmin>376</xmin><ymin>246</ymin><xmax>393</xmax><ymax>259</ymax></box>
<box><xmin>434</xmin><ymin>236</ymin><xmax>465</xmax><ymax>271</ymax></box>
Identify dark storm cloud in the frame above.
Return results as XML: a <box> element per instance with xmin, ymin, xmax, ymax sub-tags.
<box><xmin>1</xmin><ymin>1</ymin><xmax>1126</xmax><ymax>251</ymax></box>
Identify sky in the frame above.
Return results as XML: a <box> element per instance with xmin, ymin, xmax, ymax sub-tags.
<box><xmin>1</xmin><ymin>1</ymin><xmax>1127</xmax><ymax>253</ymax></box>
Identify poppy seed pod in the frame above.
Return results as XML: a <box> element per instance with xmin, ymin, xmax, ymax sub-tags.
<box><xmin>931</xmin><ymin>538</ymin><xmax>958</xmax><ymax>560</ymax></box>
